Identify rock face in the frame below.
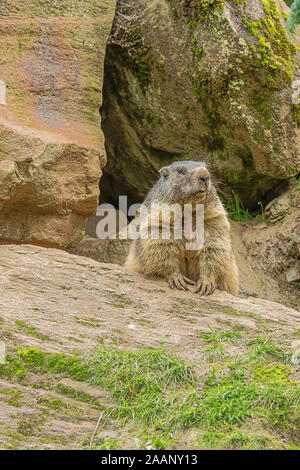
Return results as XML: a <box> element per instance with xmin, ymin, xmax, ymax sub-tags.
<box><xmin>69</xmin><ymin>236</ymin><xmax>130</xmax><ymax>264</ymax></box>
<box><xmin>0</xmin><ymin>244</ymin><xmax>299</xmax><ymax>449</ymax></box>
<box><xmin>234</xmin><ymin>181</ymin><xmax>300</xmax><ymax>309</ymax></box>
<box><xmin>101</xmin><ymin>0</ymin><xmax>300</xmax><ymax>208</ymax></box>
<box><xmin>0</xmin><ymin>1</ymin><xmax>116</xmax><ymax>248</ymax></box>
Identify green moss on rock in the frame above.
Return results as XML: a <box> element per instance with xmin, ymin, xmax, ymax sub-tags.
<box><xmin>243</xmin><ymin>0</ymin><xmax>299</xmax><ymax>86</ymax></box>
<box><xmin>292</xmin><ymin>103</ymin><xmax>300</xmax><ymax>126</ymax></box>
<box><xmin>117</xmin><ymin>27</ymin><xmax>162</xmax><ymax>93</ymax></box>
<box><xmin>101</xmin><ymin>0</ymin><xmax>299</xmax><ymax>213</ymax></box>
<box><xmin>183</xmin><ymin>0</ymin><xmax>225</xmax><ymax>22</ymax></box>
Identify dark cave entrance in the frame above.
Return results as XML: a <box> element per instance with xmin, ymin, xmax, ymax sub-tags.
<box><xmin>92</xmin><ymin>3</ymin><xmax>293</xmax><ymax>237</ymax></box>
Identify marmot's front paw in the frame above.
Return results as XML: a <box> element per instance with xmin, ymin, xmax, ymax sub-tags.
<box><xmin>193</xmin><ymin>278</ymin><xmax>215</xmax><ymax>296</ymax></box>
<box><xmin>167</xmin><ymin>272</ymin><xmax>195</xmax><ymax>291</ymax></box>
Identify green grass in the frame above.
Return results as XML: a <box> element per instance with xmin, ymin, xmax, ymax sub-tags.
<box><xmin>39</xmin><ymin>397</ymin><xmax>66</xmax><ymax>411</ymax></box>
<box><xmin>292</xmin><ymin>175</ymin><xmax>300</xmax><ymax>191</ymax></box>
<box><xmin>15</xmin><ymin>320</ymin><xmax>51</xmax><ymax>342</ymax></box>
<box><xmin>223</xmin><ymin>431</ymin><xmax>268</xmax><ymax>450</ymax></box>
<box><xmin>226</xmin><ymin>190</ymin><xmax>253</xmax><ymax>222</ymax></box>
<box><xmin>0</xmin><ymin>388</ymin><xmax>21</xmax><ymax>407</ymax></box>
<box><xmin>200</xmin><ymin>327</ymin><xmax>243</xmax><ymax>362</ymax></box>
<box><xmin>226</xmin><ymin>191</ymin><xmax>267</xmax><ymax>223</ymax></box>
<box><xmin>0</xmin><ymin>335</ymin><xmax>299</xmax><ymax>449</ymax></box>
<box><xmin>200</xmin><ymin>327</ymin><xmax>243</xmax><ymax>343</ymax></box>
<box><xmin>55</xmin><ymin>383</ymin><xmax>101</xmax><ymax>406</ymax></box>
<box><xmin>93</xmin><ymin>437</ymin><xmax>120</xmax><ymax>450</ymax></box>
<box><xmin>257</xmin><ymin>201</ymin><xmax>265</xmax><ymax>221</ymax></box>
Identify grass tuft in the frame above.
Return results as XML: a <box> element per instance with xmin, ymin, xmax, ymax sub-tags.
<box><xmin>226</xmin><ymin>190</ymin><xmax>253</xmax><ymax>222</ymax></box>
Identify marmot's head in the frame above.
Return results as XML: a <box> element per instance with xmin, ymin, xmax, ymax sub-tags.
<box><xmin>157</xmin><ymin>160</ymin><xmax>211</xmax><ymax>203</ymax></box>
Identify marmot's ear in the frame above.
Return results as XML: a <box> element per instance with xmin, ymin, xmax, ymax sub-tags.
<box><xmin>159</xmin><ymin>167</ymin><xmax>169</xmax><ymax>178</ymax></box>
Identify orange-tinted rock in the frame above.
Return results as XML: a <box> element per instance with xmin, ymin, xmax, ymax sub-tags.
<box><xmin>0</xmin><ymin>1</ymin><xmax>116</xmax><ymax>247</ymax></box>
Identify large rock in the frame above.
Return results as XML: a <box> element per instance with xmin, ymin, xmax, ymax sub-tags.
<box><xmin>0</xmin><ymin>244</ymin><xmax>299</xmax><ymax>449</ymax></box>
<box><xmin>0</xmin><ymin>1</ymin><xmax>116</xmax><ymax>247</ymax></box>
<box><xmin>233</xmin><ymin>181</ymin><xmax>300</xmax><ymax>309</ymax></box>
<box><xmin>101</xmin><ymin>0</ymin><xmax>300</xmax><ymax>208</ymax></box>
<box><xmin>69</xmin><ymin>236</ymin><xmax>130</xmax><ymax>264</ymax></box>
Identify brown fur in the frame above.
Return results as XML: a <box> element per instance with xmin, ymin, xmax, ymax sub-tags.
<box><xmin>125</xmin><ymin>161</ymin><xmax>239</xmax><ymax>296</ymax></box>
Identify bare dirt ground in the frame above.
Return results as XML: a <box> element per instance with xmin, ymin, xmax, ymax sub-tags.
<box><xmin>0</xmin><ymin>244</ymin><xmax>299</xmax><ymax>449</ymax></box>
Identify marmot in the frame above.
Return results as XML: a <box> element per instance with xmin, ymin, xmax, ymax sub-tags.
<box><xmin>125</xmin><ymin>160</ymin><xmax>239</xmax><ymax>296</ymax></box>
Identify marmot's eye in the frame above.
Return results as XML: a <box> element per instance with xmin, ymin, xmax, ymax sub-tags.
<box><xmin>177</xmin><ymin>168</ymin><xmax>185</xmax><ymax>175</ymax></box>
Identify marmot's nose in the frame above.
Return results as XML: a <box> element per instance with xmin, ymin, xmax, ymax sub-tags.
<box><xmin>193</xmin><ymin>167</ymin><xmax>210</xmax><ymax>185</ymax></box>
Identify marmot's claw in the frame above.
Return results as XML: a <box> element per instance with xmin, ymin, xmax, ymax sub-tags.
<box><xmin>183</xmin><ymin>276</ymin><xmax>196</xmax><ymax>286</ymax></box>
<box><xmin>193</xmin><ymin>278</ymin><xmax>215</xmax><ymax>296</ymax></box>
<box><xmin>168</xmin><ymin>273</ymin><xmax>195</xmax><ymax>291</ymax></box>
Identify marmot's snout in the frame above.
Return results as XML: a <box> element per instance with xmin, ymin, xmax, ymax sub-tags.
<box><xmin>191</xmin><ymin>167</ymin><xmax>210</xmax><ymax>193</ymax></box>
